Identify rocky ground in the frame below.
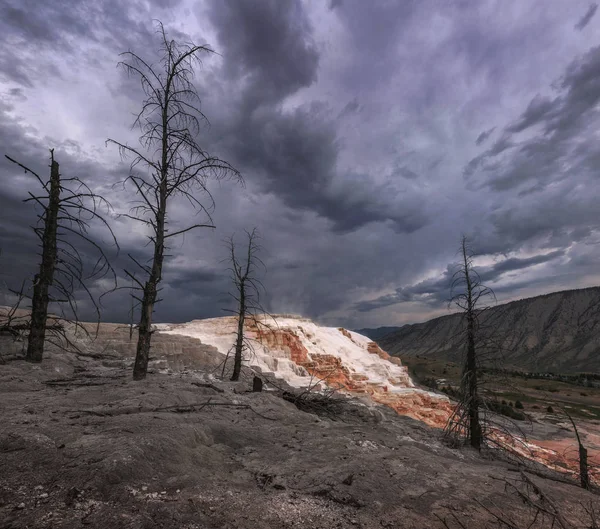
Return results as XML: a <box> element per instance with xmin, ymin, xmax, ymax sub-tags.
<box><xmin>1</xmin><ymin>327</ymin><xmax>599</xmax><ymax>528</ymax></box>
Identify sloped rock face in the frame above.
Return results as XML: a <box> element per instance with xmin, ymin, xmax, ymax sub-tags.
<box><xmin>379</xmin><ymin>286</ymin><xmax>600</xmax><ymax>372</ymax></box>
<box><xmin>161</xmin><ymin>315</ymin><xmax>454</xmax><ymax>428</ymax></box>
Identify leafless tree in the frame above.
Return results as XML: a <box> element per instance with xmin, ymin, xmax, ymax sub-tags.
<box><xmin>107</xmin><ymin>22</ymin><xmax>241</xmax><ymax>380</ymax></box>
<box><xmin>444</xmin><ymin>235</ymin><xmax>496</xmax><ymax>450</ymax></box>
<box><xmin>4</xmin><ymin>149</ymin><xmax>118</xmax><ymax>362</ymax></box>
<box><xmin>224</xmin><ymin>228</ymin><xmax>267</xmax><ymax>381</ymax></box>
<box><xmin>562</xmin><ymin>408</ymin><xmax>590</xmax><ymax>490</ymax></box>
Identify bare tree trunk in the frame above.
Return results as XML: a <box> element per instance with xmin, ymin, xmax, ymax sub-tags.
<box><xmin>225</xmin><ymin>228</ymin><xmax>265</xmax><ymax>382</ymax></box>
<box><xmin>465</xmin><ymin>312</ymin><xmax>482</xmax><ymax>449</ymax></box>
<box><xmin>579</xmin><ymin>443</ymin><xmax>590</xmax><ymax>490</ymax></box>
<box><xmin>462</xmin><ymin>240</ymin><xmax>482</xmax><ymax>450</ymax></box>
<box><xmin>132</xmin><ymin>84</ymin><xmax>169</xmax><ymax>381</ymax></box>
<box><xmin>565</xmin><ymin>410</ymin><xmax>590</xmax><ymax>489</ymax></box>
<box><xmin>133</xmin><ymin>204</ymin><xmax>165</xmax><ymax>380</ymax></box>
<box><xmin>26</xmin><ymin>152</ymin><xmax>60</xmax><ymax>363</ymax></box>
<box><xmin>5</xmin><ymin>150</ymin><xmax>117</xmax><ymax>361</ymax></box>
<box><xmin>231</xmin><ymin>280</ymin><xmax>245</xmax><ymax>381</ymax></box>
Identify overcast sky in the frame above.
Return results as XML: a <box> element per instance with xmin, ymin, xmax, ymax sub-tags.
<box><xmin>1</xmin><ymin>0</ymin><xmax>600</xmax><ymax>329</ymax></box>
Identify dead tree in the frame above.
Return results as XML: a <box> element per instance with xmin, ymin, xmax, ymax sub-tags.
<box><xmin>445</xmin><ymin>236</ymin><xmax>495</xmax><ymax>450</ymax></box>
<box><xmin>4</xmin><ymin>150</ymin><xmax>118</xmax><ymax>362</ymax></box>
<box><xmin>564</xmin><ymin>409</ymin><xmax>590</xmax><ymax>490</ymax></box>
<box><xmin>225</xmin><ymin>228</ymin><xmax>266</xmax><ymax>382</ymax></box>
<box><xmin>107</xmin><ymin>22</ymin><xmax>241</xmax><ymax>380</ymax></box>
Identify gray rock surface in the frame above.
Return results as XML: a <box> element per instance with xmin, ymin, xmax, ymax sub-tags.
<box><xmin>1</xmin><ymin>328</ymin><xmax>597</xmax><ymax>528</ymax></box>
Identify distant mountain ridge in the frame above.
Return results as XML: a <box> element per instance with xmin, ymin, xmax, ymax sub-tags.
<box><xmin>377</xmin><ymin>286</ymin><xmax>600</xmax><ymax>373</ymax></box>
<box><xmin>353</xmin><ymin>326</ymin><xmax>403</xmax><ymax>341</ymax></box>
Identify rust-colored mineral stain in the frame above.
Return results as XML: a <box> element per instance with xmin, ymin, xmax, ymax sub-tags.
<box><xmin>247</xmin><ymin>321</ymin><xmax>598</xmax><ymax>483</ymax></box>
<box><xmin>338</xmin><ymin>327</ymin><xmax>354</xmax><ymax>342</ymax></box>
<box><xmin>367</xmin><ymin>341</ymin><xmax>394</xmax><ymax>361</ymax></box>
<box><xmin>253</xmin><ymin>324</ymin><xmax>452</xmax><ymax>428</ymax></box>
<box><xmin>253</xmin><ymin>326</ymin><xmax>311</xmax><ymax>364</ymax></box>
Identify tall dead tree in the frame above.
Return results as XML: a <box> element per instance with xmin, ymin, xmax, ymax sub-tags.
<box><xmin>26</xmin><ymin>151</ymin><xmax>59</xmax><ymax>362</ymax></box>
<box><xmin>107</xmin><ymin>22</ymin><xmax>241</xmax><ymax>380</ymax></box>
<box><xmin>225</xmin><ymin>229</ymin><xmax>266</xmax><ymax>382</ymax></box>
<box><xmin>5</xmin><ymin>150</ymin><xmax>118</xmax><ymax>362</ymax></box>
<box><xmin>445</xmin><ymin>236</ymin><xmax>495</xmax><ymax>450</ymax></box>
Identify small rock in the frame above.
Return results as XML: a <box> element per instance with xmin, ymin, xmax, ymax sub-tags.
<box><xmin>142</xmin><ymin>486</ymin><xmax>148</xmax><ymax>491</ymax></box>
<box><xmin>160</xmin><ymin>491</ymin><xmax>167</xmax><ymax>495</ymax></box>
<box><xmin>176</xmin><ymin>489</ymin><xmax>181</xmax><ymax>494</ymax></box>
<box><xmin>39</xmin><ymin>493</ymin><xmax>49</xmax><ymax>499</ymax></box>
<box><xmin>34</xmin><ymin>485</ymin><xmax>43</xmax><ymax>491</ymax></box>
<box><xmin>16</xmin><ymin>503</ymin><xmax>25</xmax><ymax>510</ymax></box>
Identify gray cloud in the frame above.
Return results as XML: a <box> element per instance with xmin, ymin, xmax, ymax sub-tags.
<box><xmin>575</xmin><ymin>3</ymin><xmax>598</xmax><ymax>30</ymax></box>
<box><xmin>202</xmin><ymin>0</ymin><xmax>430</xmax><ymax>234</ymax></box>
<box><xmin>355</xmin><ymin>249</ymin><xmax>567</xmax><ymax>313</ymax></box>
<box><xmin>0</xmin><ymin>0</ymin><xmax>161</xmax><ymax>88</ymax></box>
<box><xmin>465</xmin><ymin>44</ymin><xmax>600</xmax><ymax>202</ymax></box>
<box><xmin>475</xmin><ymin>127</ymin><xmax>496</xmax><ymax>146</ymax></box>
<box><xmin>206</xmin><ymin>0</ymin><xmax>319</xmax><ymax>102</ymax></box>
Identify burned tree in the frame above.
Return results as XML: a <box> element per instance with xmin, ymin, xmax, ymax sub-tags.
<box><xmin>445</xmin><ymin>236</ymin><xmax>495</xmax><ymax>450</ymax></box>
<box><xmin>563</xmin><ymin>408</ymin><xmax>590</xmax><ymax>490</ymax></box>
<box><xmin>225</xmin><ymin>228</ymin><xmax>266</xmax><ymax>382</ymax></box>
<box><xmin>4</xmin><ymin>150</ymin><xmax>117</xmax><ymax>362</ymax></box>
<box><xmin>107</xmin><ymin>22</ymin><xmax>241</xmax><ymax>380</ymax></box>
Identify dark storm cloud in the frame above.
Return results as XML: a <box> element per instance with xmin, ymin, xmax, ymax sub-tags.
<box><xmin>355</xmin><ymin>249</ymin><xmax>567</xmax><ymax>313</ymax></box>
<box><xmin>575</xmin><ymin>3</ymin><xmax>598</xmax><ymax>30</ymax></box>
<box><xmin>204</xmin><ymin>0</ymin><xmax>429</xmax><ymax>234</ymax></box>
<box><xmin>397</xmin><ymin>167</ymin><xmax>419</xmax><ymax>180</ymax></box>
<box><xmin>0</xmin><ymin>104</ymin><xmax>51</xmax><ymax>285</ymax></box>
<box><xmin>2</xmin><ymin>0</ymin><xmax>599</xmax><ymax>330</ymax></box>
<box><xmin>506</xmin><ymin>95</ymin><xmax>554</xmax><ymax>133</ymax></box>
<box><xmin>166</xmin><ymin>269</ymin><xmax>224</xmax><ymax>290</ymax></box>
<box><xmin>330</xmin><ymin>0</ymin><xmax>419</xmax><ymax>97</ymax></box>
<box><xmin>465</xmin><ymin>45</ymin><xmax>600</xmax><ymax>193</ymax></box>
<box><xmin>338</xmin><ymin>99</ymin><xmax>361</xmax><ymax>118</ymax></box>
<box><xmin>480</xmin><ymin>251</ymin><xmax>565</xmax><ymax>279</ymax></box>
<box><xmin>0</xmin><ymin>105</ymin><xmax>127</xmax><ymax>320</ymax></box>
<box><xmin>475</xmin><ymin>127</ymin><xmax>496</xmax><ymax>146</ymax></box>
<box><xmin>478</xmin><ymin>192</ymin><xmax>600</xmax><ymax>256</ymax></box>
<box><xmin>354</xmin><ymin>265</ymin><xmax>456</xmax><ymax>313</ymax></box>
<box><xmin>222</xmin><ymin>103</ymin><xmax>428</xmax><ymax>233</ymax></box>
<box><xmin>207</xmin><ymin>0</ymin><xmax>319</xmax><ymax>101</ymax></box>
<box><xmin>0</xmin><ymin>0</ymin><xmax>156</xmax><ymax>86</ymax></box>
